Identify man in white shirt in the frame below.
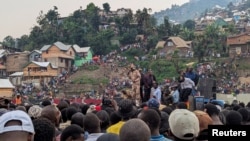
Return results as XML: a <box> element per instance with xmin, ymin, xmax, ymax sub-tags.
<box><xmin>151</xmin><ymin>82</ymin><xmax>162</xmax><ymax>104</ymax></box>
<box><xmin>178</xmin><ymin>75</ymin><xmax>195</xmax><ymax>103</ymax></box>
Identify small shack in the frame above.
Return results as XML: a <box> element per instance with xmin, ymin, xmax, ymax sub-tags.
<box><xmin>9</xmin><ymin>72</ymin><xmax>23</xmax><ymax>86</ymax></box>
<box><xmin>0</xmin><ymin>79</ymin><xmax>15</xmax><ymax>98</ymax></box>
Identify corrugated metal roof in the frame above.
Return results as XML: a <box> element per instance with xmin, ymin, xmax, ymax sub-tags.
<box><xmin>30</xmin><ymin>50</ymin><xmax>42</xmax><ymax>54</ymax></box>
<box><xmin>73</xmin><ymin>44</ymin><xmax>90</xmax><ymax>53</ymax></box>
<box><xmin>40</xmin><ymin>41</ymin><xmax>71</xmax><ymax>51</ymax></box>
<box><xmin>9</xmin><ymin>72</ymin><xmax>23</xmax><ymax>76</ymax></box>
<box><xmin>54</xmin><ymin>41</ymin><xmax>71</xmax><ymax>51</ymax></box>
<box><xmin>31</xmin><ymin>61</ymin><xmax>58</xmax><ymax>69</ymax></box>
<box><xmin>0</xmin><ymin>79</ymin><xmax>15</xmax><ymax>88</ymax></box>
<box><xmin>168</xmin><ymin>37</ymin><xmax>190</xmax><ymax>48</ymax></box>
<box><xmin>32</xmin><ymin>61</ymin><xmax>50</xmax><ymax>67</ymax></box>
<box><xmin>40</xmin><ymin>45</ymin><xmax>50</xmax><ymax>51</ymax></box>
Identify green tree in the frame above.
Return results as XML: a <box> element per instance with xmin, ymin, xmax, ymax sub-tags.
<box><xmin>135</xmin><ymin>8</ymin><xmax>152</xmax><ymax>34</ymax></box>
<box><xmin>103</xmin><ymin>3</ymin><xmax>110</xmax><ymax>13</ymax></box>
<box><xmin>85</xmin><ymin>3</ymin><xmax>100</xmax><ymax>32</ymax></box>
<box><xmin>18</xmin><ymin>35</ymin><xmax>30</xmax><ymax>51</ymax></box>
<box><xmin>157</xmin><ymin>16</ymin><xmax>173</xmax><ymax>38</ymax></box>
<box><xmin>88</xmin><ymin>29</ymin><xmax>115</xmax><ymax>55</ymax></box>
<box><xmin>2</xmin><ymin>36</ymin><xmax>15</xmax><ymax>47</ymax></box>
<box><xmin>121</xmin><ymin>9</ymin><xmax>133</xmax><ymax>32</ymax></box>
<box><xmin>183</xmin><ymin>19</ymin><xmax>196</xmax><ymax>30</ymax></box>
<box><xmin>180</xmin><ymin>28</ymin><xmax>195</xmax><ymax>41</ymax></box>
<box><xmin>61</xmin><ymin>9</ymin><xmax>87</xmax><ymax>46</ymax></box>
<box><xmin>172</xmin><ymin>24</ymin><xmax>182</xmax><ymax>36</ymax></box>
<box><xmin>120</xmin><ymin>28</ymin><xmax>137</xmax><ymax>45</ymax></box>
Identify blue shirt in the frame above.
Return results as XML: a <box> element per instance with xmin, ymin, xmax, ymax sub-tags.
<box><xmin>153</xmin><ymin>87</ymin><xmax>162</xmax><ymax>103</ymax></box>
<box><xmin>172</xmin><ymin>90</ymin><xmax>179</xmax><ymax>104</ymax></box>
<box><xmin>150</xmin><ymin>135</ymin><xmax>172</xmax><ymax>141</ymax></box>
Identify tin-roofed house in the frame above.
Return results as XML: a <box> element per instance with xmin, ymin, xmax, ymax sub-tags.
<box><xmin>23</xmin><ymin>61</ymin><xmax>58</xmax><ymax>86</ymax></box>
<box><xmin>72</xmin><ymin>45</ymin><xmax>93</xmax><ymax>67</ymax></box>
<box><xmin>156</xmin><ymin>36</ymin><xmax>192</xmax><ymax>58</ymax></box>
<box><xmin>40</xmin><ymin>41</ymin><xmax>75</xmax><ymax>73</ymax></box>
<box><xmin>29</xmin><ymin>50</ymin><xmax>42</xmax><ymax>62</ymax></box>
<box><xmin>0</xmin><ymin>79</ymin><xmax>15</xmax><ymax>98</ymax></box>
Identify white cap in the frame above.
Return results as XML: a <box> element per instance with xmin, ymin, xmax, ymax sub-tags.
<box><xmin>169</xmin><ymin>109</ymin><xmax>199</xmax><ymax>140</ymax></box>
<box><xmin>0</xmin><ymin>110</ymin><xmax>35</xmax><ymax>134</ymax></box>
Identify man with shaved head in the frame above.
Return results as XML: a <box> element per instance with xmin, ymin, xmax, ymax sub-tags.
<box><xmin>120</xmin><ymin>119</ymin><xmax>151</xmax><ymax>141</ymax></box>
<box><xmin>40</xmin><ymin>105</ymin><xmax>61</xmax><ymax>137</ymax></box>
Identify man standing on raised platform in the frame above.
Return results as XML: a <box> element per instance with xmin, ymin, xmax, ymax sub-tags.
<box><xmin>128</xmin><ymin>63</ymin><xmax>141</xmax><ymax>106</ymax></box>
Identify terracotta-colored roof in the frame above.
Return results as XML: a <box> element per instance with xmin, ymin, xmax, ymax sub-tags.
<box><xmin>155</xmin><ymin>41</ymin><xmax>166</xmax><ymax>49</ymax></box>
<box><xmin>168</xmin><ymin>37</ymin><xmax>190</xmax><ymax>48</ymax></box>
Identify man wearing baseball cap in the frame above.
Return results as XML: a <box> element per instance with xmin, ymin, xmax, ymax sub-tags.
<box><xmin>0</xmin><ymin>110</ymin><xmax>35</xmax><ymax>141</ymax></box>
<box><xmin>168</xmin><ymin>109</ymin><xmax>200</xmax><ymax>141</ymax></box>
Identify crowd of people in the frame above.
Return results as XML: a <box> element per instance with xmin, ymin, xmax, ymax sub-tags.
<box><xmin>1</xmin><ymin>91</ymin><xmax>250</xmax><ymax>141</ymax></box>
<box><xmin>2</xmin><ymin>45</ymin><xmax>250</xmax><ymax>141</ymax></box>
<box><xmin>1</xmin><ymin>62</ymin><xmax>250</xmax><ymax>141</ymax></box>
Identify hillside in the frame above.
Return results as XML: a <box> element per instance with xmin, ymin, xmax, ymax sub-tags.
<box><xmin>59</xmin><ymin>63</ymin><xmax>125</xmax><ymax>95</ymax></box>
<box><xmin>153</xmin><ymin>0</ymin><xmax>237</xmax><ymax>24</ymax></box>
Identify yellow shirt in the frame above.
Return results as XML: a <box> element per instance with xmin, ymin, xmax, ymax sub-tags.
<box><xmin>106</xmin><ymin>121</ymin><xmax>125</xmax><ymax>135</ymax></box>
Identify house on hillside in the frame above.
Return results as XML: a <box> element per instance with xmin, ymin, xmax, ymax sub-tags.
<box><xmin>0</xmin><ymin>49</ymin><xmax>8</xmax><ymax>78</ymax></box>
<box><xmin>72</xmin><ymin>45</ymin><xmax>93</xmax><ymax>67</ymax></box>
<box><xmin>40</xmin><ymin>41</ymin><xmax>75</xmax><ymax>73</ymax></box>
<box><xmin>23</xmin><ymin>61</ymin><xmax>58</xmax><ymax>85</ymax></box>
<box><xmin>227</xmin><ymin>32</ymin><xmax>250</xmax><ymax>57</ymax></box>
<box><xmin>116</xmin><ymin>8</ymin><xmax>131</xmax><ymax>17</ymax></box>
<box><xmin>0</xmin><ymin>79</ymin><xmax>15</xmax><ymax>98</ymax></box>
<box><xmin>6</xmin><ymin>51</ymin><xmax>29</xmax><ymax>76</ymax></box>
<box><xmin>29</xmin><ymin>50</ymin><xmax>42</xmax><ymax>62</ymax></box>
<box><xmin>156</xmin><ymin>36</ymin><xmax>192</xmax><ymax>58</ymax></box>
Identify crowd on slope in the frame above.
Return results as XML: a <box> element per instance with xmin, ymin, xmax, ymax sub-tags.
<box><xmin>1</xmin><ymin>63</ymin><xmax>250</xmax><ymax>141</ymax></box>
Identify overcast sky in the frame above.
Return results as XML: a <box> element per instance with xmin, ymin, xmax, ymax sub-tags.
<box><xmin>0</xmin><ymin>0</ymin><xmax>189</xmax><ymax>41</ymax></box>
